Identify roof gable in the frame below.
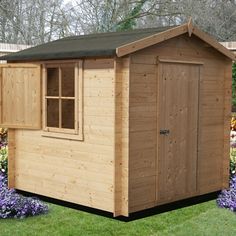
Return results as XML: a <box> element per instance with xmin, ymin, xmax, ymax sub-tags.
<box><xmin>0</xmin><ymin>20</ymin><xmax>234</xmax><ymax>61</ymax></box>
<box><xmin>116</xmin><ymin>19</ymin><xmax>235</xmax><ymax>60</ymax></box>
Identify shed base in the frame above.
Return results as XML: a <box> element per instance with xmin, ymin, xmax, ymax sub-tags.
<box><xmin>16</xmin><ymin>189</ymin><xmax>220</xmax><ymax>220</ymax></box>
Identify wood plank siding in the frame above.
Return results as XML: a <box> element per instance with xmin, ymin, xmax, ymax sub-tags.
<box><xmin>128</xmin><ymin>33</ymin><xmax>231</xmax><ymax>213</ymax></box>
<box><xmin>11</xmin><ymin>59</ymin><xmax>116</xmax><ymax>213</ymax></box>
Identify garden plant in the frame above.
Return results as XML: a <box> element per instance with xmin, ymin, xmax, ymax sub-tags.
<box><xmin>0</xmin><ymin>129</ymin><xmax>48</xmax><ymax>219</ymax></box>
<box><xmin>217</xmin><ymin>116</ymin><xmax>236</xmax><ymax>212</ymax></box>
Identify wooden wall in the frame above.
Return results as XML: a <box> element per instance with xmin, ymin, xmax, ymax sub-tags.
<box><xmin>128</xmin><ymin>33</ymin><xmax>231</xmax><ymax>213</ymax></box>
<box><xmin>10</xmin><ymin>59</ymin><xmax>116</xmax><ymax>213</ymax></box>
<box><xmin>129</xmin><ymin>55</ymin><xmax>157</xmax><ymax>213</ymax></box>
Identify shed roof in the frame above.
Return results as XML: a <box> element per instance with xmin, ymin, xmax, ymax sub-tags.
<box><xmin>1</xmin><ymin>21</ymin><xmax>235</xmax><ymax>61</ymax></box>
<box><xmin>0</xmin><ymin>26</ymin><xmax>172</xmax><ymax>61</ymax></box>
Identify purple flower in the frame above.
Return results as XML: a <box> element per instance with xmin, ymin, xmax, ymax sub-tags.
<box><xmin>0</xmin><ymin>173</ymin><xmax>48</xmax><ymax>219</ymax></box>
<box><xmin>231</xmin><ymin>142</ymin><xmax>236</xmax><ymax>148</ymax></box>
<box><xmin>217</xmin><ymin>175</ymin><xmax>236</xmax><ymax>212</ymax></box>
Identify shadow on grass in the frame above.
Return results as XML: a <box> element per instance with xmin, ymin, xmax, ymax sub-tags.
<box><xmin>16</xmin><ymin>189</ymin><xmax>219</xmax><ymax>222</ymax></box>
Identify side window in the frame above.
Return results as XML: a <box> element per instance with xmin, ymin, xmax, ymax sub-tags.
<box><xmin>43</xmin><ymin>61</ymin><xmax>83</xmax><ymax>140</ymax></box>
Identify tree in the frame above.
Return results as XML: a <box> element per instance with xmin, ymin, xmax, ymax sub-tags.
<box><xmin>0</xmin><ymin>0</ymin><xmax>73</xmax><ymax>44</ymax></box>
<box><xmin>116</xmin><ymin>0</ymin><xmax>148</xmax><ymax>31</ymax></box>
<box><xmin>1</xmin><ymin>0</ymin><xmax>236</xmax><ymax>44</ymax></box>
<box><xmin>70</xmin><ymin>0</ymin><xmax>174</xmax><ymax>33</ymax></box>
<box><xmin>174</xmin><ymin>0</ymin><xmax>236</xmax><ymax>41</ymax></box>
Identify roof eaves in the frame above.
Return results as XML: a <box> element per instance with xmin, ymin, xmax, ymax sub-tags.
<box><xmin>0</xmin><ymin>49</ymin><xmax>116</xmax><ymax>61</ymax></box>
<box><xmin>192</xmin><ymin>26</ymin><xmax>236</xmax><ymax>61</ymax></box>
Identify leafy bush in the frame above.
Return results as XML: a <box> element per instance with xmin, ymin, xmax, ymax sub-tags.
<box><xmin>0</xmin><ymin>173</ymin><xmax>48</xmax><ymax>219</ymax></box>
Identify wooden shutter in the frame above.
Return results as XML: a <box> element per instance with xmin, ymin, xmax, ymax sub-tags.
<box><xmin>0</xmin><ymin>64</ymin><xmax>41</xmax><ymax>129</ymax></box>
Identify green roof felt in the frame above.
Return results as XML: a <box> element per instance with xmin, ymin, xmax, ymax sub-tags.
<box><xmin>0</xmin><ymin>26</ymin><xmax>174</xmax><ymax>61</ymax></box>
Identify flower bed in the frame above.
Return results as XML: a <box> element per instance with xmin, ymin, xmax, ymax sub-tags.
<box><xmin>0</xmin><ymin>173</ymin><xmax>48</xmax><ymax>219</ymax></box>
<box><xmin>217</xmin><ymin>116</ymin><xmax>236</xmax><ymax>211</ymax></box>
<box><xmin>217</xmin><ymin>175</ymin><xmax>236</xmax><ymax>211</ymax></box>
<box><xmin>0</xmin><ymin>129</ymin><xmax>48</xmax><ymax>219</ymax></box>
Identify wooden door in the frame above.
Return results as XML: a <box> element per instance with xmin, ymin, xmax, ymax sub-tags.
<box><xmin>157</xmin><ymin>62</ymin><xmax>200</xmax><ymax>203</ymax></box>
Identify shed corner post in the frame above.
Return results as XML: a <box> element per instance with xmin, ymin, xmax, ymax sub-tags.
<box><xmin>113</xmin><ymin>56</ymin><xmax>130</xmax><ymax>217</ymax></box>
<box><xmin>7</xmin><ymin>129</ymin><xmax>16</xmax><ymax>188</ymax></box>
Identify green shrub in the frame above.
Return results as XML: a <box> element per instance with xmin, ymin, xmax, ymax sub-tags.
<box><xmin>0</xmin><ymin>128</ymin><xmax>8</xmax><ymax>174</ymax></box>
<box><xmin>230</xmin><ymin>147</ymin><xmax>236</xmax><ymax>176</ymax></box>
<box><xmin>0</xmin><ymin>146</ymin><xmax>8</xmax><ymax>174</ymax></box>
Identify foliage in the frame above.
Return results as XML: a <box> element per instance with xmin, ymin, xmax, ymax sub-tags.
<box><xmin>0</xmin><ymin>173</ymin><xmax>48</xmax><ymax>219</ymax></box>
<box><xmin>0</xmin><ymin>128</ymin><xmax>8</xmax><ymax>174</ymax></box>
<box><xmin>116</xmin><ymin>0</ymin><xmax>147</xmax><ymax>31</ymax></box>
<box><xmin>218</xmin><ymin>117</ymin><xmax>236</xmax><ymax>212</ymax></box>
<box><xmin>230</xmin><ymin>142</ymin><xmax>236</xmax><ymax>175</ymax></box>
<box><xmin>232</xmin><ymin>63</ymin><xmax>236</xmax><ymax>107</ymax></box>
<box><xmin>230</xmin><ymin>117</ymin><xmax>236</xmax><ymax>175</ymax></box>
<box><xmin>230</xmin><ymin>148</ymin><xmax>236</xmax><ymax>176</ymax></box>
<box><xmin>2</xmin><ymin>0</ymin><xmax>236</xmax><ymax>44</ymax></box>
<box><xmin>231</xmin><ymin>116</ymin><xmax>236</xmax><ymax>131</ymax></box>
<box><xmin>217</xmin><ymin>175</ymin><xmax>236</xmax><ymax>212</ymax></box>
<box><xmin>0</xmin><ymin>128</ymin><xmax>48</xmax><ymax>219</ymax></box>
<box><xmin>0</xmin><ymin>128</ymin><xmax>7</xmax><ymax>147</ymax></box>
<box><xmin>0</xmin><ymin>146</ymin><xmax>7</xmax><ymax>174</ymax></box>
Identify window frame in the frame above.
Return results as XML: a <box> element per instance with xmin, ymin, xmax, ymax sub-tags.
<box><xmin>42</xmin><ymin>60</ymin><xmax>83</xmax><ymax>141</ymax></box>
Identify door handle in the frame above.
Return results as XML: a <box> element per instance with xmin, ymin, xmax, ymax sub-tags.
<box><xmin>160</xmin><ymin>129</ymin><xmax>170</xmax><ymax>135</ymax></box>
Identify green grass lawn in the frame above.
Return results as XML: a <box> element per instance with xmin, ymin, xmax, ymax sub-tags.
<box><xmin>0</xmin><ymin>200</ymin><xmax>236</xmax><ymax>236</ymax></box>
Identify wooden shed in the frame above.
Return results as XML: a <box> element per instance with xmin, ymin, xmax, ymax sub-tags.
<box><xmin>0</xmin><ymin>20</ymin><xmax>234</xmax><ymax>217</ymax></box>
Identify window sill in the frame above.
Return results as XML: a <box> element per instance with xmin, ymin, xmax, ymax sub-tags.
<box><xmin>41</xmin><ymin>131</ymin><xmax>84</xmax><ymax>141</ymax></box>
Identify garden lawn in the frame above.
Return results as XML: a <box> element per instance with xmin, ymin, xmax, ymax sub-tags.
<box><xmin>0</xmin><ymin>200</ymin><xmax>236</xmax><ymax>236</ymax></box>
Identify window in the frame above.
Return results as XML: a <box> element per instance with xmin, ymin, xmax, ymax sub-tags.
<box><xmin>42</xmin><ymin>61</ymin><xmax>83</xmax><ymax>140</ymax></box>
